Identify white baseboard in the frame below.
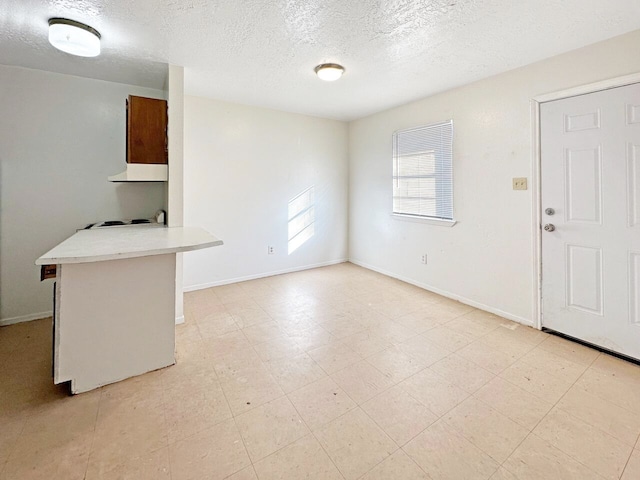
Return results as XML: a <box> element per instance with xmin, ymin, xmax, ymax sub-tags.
<box><xmin>1</xmin><ymin>260</ymin><xmax>348</xmax><ymax>327</ymax></box>
<box><xmin>183</xmin><ymin>258</ymin><xmax>349</xmax><ymax>292</ymax></box>
<box><xmin>4</xmin><ymin>258</ymin><xmax>529</xmax><ymax>330</ymax></box>
<box><xmin>0</xmin><ymin>311</ymin><xmax>53</xmax><ymax>327</ymax></box>
<box><xmin>5</xmin><ymin>312</ymin><xmax>186</xmax><ymax>328</ymax></box>
<box><xmin>349</xmin><ymin>259</ymin><xmax>534</xmax><ymax>328</ymax></box>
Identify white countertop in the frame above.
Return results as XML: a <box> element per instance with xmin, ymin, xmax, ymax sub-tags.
<box><xmin>36</xmin><ymin>226</ymin><xmax>223</xmax><ymax>265</ymax></box>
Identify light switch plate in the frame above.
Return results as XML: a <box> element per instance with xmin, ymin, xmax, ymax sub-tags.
<box><xmin>513</xmin><ymin>177</ymin><xmax>528</xmax><ymax>190</ymax></box>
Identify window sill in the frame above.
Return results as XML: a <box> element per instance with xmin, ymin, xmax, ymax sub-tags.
<box><xmin>391</xmin><ymin>213</ymin><xmax>457</xmax><ymax>227</ymax></box>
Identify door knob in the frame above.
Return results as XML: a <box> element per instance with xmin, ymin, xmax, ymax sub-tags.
<box><xmin>545</xmin><ymin>208</ymin><xmax>555</xmax><ymax>215</ymax></box>
<box><xmin>544</xmin><ymin>224</ymin><xmax>555</xmax><ymax>232</ymax></box>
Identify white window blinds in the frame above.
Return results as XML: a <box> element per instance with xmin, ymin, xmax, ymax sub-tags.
<box><xmin>392</xmin><ymin>121</ymin><xmax>454</xmax><ymax>220</ymax></box>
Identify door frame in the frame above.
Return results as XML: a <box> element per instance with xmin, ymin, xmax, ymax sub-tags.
<box><xmin>530</xmin><ymin>72</ymin><xmax>640</xmax><ymax>330</ymax></box>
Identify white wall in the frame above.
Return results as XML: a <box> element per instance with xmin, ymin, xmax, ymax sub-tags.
<box><xmin>349</xmin><ymin>29</ymin><xmax>640</xmax><ymax>325</ymax></box>
<box><xmin>0</xmin><ymin>65</ymin><xmax>166</xmax><ymax>324</ymax></box>
<box><xmin>183</xmin><ymin>97</ymin><xmax>348</xmax><ymax>290</ymax></box>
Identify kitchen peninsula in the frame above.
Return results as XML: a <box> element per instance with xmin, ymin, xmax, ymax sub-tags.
<box><xmin>36</xmin><ymin>226</ymin><xmax>223</xmax><ymax>393</ymax></box>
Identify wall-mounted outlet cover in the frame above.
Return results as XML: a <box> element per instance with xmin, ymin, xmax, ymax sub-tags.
<box><xmin>421</xmin><ymin>254</ymin><xmax>427</xmax><ymax>264</ymax></box>
<box><xmin>268</xmin><ymin>246</ymin><xmax>275</xmax><ymax>255</ymax></box>
<box><xmin>512</xmin><ymin>177</ymin><xmax>528</xmax><ymax>190</ymax></box>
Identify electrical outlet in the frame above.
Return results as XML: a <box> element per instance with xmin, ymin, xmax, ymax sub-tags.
<box><xmin>512</xmin><ymin>177</ymin><xmax>528</xmax><ymax>190</ymax></box>
<box><xmin>268</xmin><ymin>246</ymin><xmax>275</xmax><ymax>255</ymax></box>
<box><xmin>421</xmin><ymin>254</ymin><xmax>428</xmax><ymax>264</ymax></box>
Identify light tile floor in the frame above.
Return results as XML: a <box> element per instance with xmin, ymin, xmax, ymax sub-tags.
<box><xmin>1</xmin><ymin>263</ymin><xmax>640</xmax><ymax>479</ymax></box>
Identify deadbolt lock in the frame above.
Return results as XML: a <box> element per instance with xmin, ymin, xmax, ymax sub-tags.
<box><xmin>544</xmin><ymin>224</ymin><xmax>555</xmax><ymax>232</ymax></box>
<box><xmin>545</xmin><ymin>208</ymin><xmax>555</xmax><ymax>215</ymax></box>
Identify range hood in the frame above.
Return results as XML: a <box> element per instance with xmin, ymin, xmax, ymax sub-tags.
<box><xmin>108</xmin><ymin>163</ymin><xmax>167</xmax><ymax>182</ymax></box>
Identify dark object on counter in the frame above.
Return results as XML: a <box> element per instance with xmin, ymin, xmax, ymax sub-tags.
<box><xmin>41</xmin><ymin>264</ymin><xmax>57</xmax><ymax>281</ymax></box>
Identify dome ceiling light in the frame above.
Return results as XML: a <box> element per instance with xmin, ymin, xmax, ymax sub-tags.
<box><xmin>314</xmin><ymin>63</ymin><xmax>345</xmax><ymax>82</ymax></box>
<box><xmin>48</xmin><ymin>18</ymin><xmax>101</xmax><ymax>57</ymax></box>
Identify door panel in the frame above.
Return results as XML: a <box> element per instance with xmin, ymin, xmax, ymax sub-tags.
<box><xmin>566</xmin><ymin>244</ymin><xmax>603</xmax><ymax>315</ymax></box>
<box><xmin>627</xmin><ymin>104</ymin><xmax>640</xmax><ymax>124</ymax></box>
<box><xmin>629</xmin><ymin>143</ymin><xmax>640</xmax><ymax>227</ymax></box>
<box><xmin>541</xmin><ymin>82</ymin><xmax>640</xmax><ymax>360</ymax></box>
<box><xmin>630</xmin><ymin>252</ymin><xmax>640</xmax><ymax>326</ymax></box>
<box><xmin>564</xmin><ymin>109</ymin><xmax>601</xmax><ymax>132</ymax></box>
<box><xmin>565</xmin><ymin>146</ymin><xmax>602</xmax><ymax>223</ymax></box>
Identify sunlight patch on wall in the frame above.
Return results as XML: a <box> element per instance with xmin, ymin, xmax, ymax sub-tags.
<box><xmin>288</xmin><ymin>186</ymin><xmax>315</xmax><ymax>254</ymax></box>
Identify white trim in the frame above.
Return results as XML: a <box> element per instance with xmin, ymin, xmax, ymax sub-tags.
<box><xmin>531</xmin><ymin>99</ymin><xmax>543</xmax><ymax>330</ymax></box>
<box><xmin>391</xmin><ymin>213</ymin><xmax>457</xmax><ymax>227</ymax></box>
<box><xmin>534</xmin><ymin>72</ymin><xmax>640</xmax><ymax>104</ymax></box>
<box><xmin>183</xmin><ymin>258</ymin><xmax>349</xmax><ymax>292</ymax></box>
<box><xmin>175</xmin><ymin>315</ymin><xmax>185</xmax><ymax>325</ymax></box>
<box><xmin>531</xmin><ymin>72</ymin><xmax>640</xmax><ymax>331</ymax></box>
<box><xmin>350</xmin><ymin>258</ymin><xmax>533</xmax><ymax>327</ymax></box>
<box><xmin>0</xmin><ymin>311</ymin><xmax>52</xmax><ymax>326</ymax></box>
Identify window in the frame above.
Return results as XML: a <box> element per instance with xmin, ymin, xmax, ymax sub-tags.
<box><xmin>392</xmin><ymin>120</ymin><xmax>454</xmax><ymax>221</ymax></box>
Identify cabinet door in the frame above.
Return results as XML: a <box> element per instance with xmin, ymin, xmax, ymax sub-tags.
<box><xmin>126</xmin><ymin>95</ymin><xmax>168</xmax><ymax>164</ymax></box>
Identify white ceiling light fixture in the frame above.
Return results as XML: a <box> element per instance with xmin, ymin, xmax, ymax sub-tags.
<box><xmin>314</xmin><ymin>63</ymin><xmax>345</xmax><ymax>82</ymax></box>
<box><xmin>48</xmin><ymin>18</ymin><xmax>101</xmax><ymax>57</ymax></box>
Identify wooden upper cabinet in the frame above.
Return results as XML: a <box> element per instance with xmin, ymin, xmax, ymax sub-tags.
<box><xmin>126</xmin><ymin>95</ymin><xmax>168</xmax><ymax>164</ymax></box>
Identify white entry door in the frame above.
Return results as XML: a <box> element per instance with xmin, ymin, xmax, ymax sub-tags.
<box><xmin>541</xmin><ymin>82</ymin><xmax>640</xmax><ymax>360</ymax></box>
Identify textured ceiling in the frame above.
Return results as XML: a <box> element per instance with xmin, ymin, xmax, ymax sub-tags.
<box><xmin>1</xmin><ymin>0</ymin><xmax>639</xmax><ymax>120</ymax></box>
